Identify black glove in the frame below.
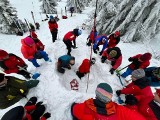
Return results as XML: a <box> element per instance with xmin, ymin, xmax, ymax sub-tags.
<box><xmin>36</xmin><ymin>102</ymin><xmax>43</xmax><ymax>107</ymax></box>
<box><xmin>125</xmin><ymin>94</ymin><xmax>138</xmax><ymax>105</ymax></box>
<box><xmin>128</xmin><ymin>57</ymin><xmax>134</xmax><ymax>62</ymax></box>
<box><xmin>43</xmin><ymin>112</ymin><xmax>51</xmax><ymax>119</ymax></box>
<box><xmin>109</xmin><ymin>68</ymin><xmax>115</xmax><ymax>74</ymax></box>
<box><xmin>99</xmin><ymin>51</ymin><xmax>103</xmax><ymax>56</ymax></box>
<box><xmin>101</xmin><ymin>56</ymin><xmax>107</xmax><ymax>63</ymax></box>
<box><xmin>93</xmin><ymin>49</ymin><xmax>97</xmax><ymax>54</ymax></box>
<box><xmin>116</xmin><ymin>90</ymin><xmax>121</xmax><ymax>96</ymax></box>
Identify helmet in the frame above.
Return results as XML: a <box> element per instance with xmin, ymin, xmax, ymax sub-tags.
<box><xmin>114</xmin><ymin>31</ymin><xmax>120</xmax><ymax>37</ymax></box>
<box><xmin>24</xmin><ymin>37</ymin><xmax>35</xmax><ymax>46</ymax></box>
<box><xmin>0</xmin><ymin>49</ymin><xmax>9</xmax><ymax>61</ymax></box>
<box><xmin>50</xmin><ymin>15</ymin><xmax>54</xmax><ymax>20</ymax></box>
<box><xmin>109</xmin><ymin>50</ymin><xmax>117</xmax><ymax>58</ymax></box>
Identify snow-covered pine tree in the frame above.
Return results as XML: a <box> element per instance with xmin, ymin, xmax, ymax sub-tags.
<box><xmin>39</xmin><ymin>0</ymin><xmax>57</xmax><ymax>14</ymax></box>
<box><xmin>96</xmin><ymin>0</ymin><xmax>160</xmax><ymax>43</ymax></box>
<box><xmin>0</xmin><ymin>0</ymin><xmax>23</xmax><ymax>34</ymax></box>
<box><xmin>66</xmin><ymin>0</ymin><xmax>86</xmax><ymax>13</ymax></box>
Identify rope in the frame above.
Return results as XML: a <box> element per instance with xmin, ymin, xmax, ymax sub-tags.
<box><xmin>86</xmin><ymin>0</ymin><xmax>98</xmax><ymax>93</ymax></box>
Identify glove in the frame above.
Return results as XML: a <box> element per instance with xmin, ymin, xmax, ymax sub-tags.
<box><xmin>116</xmin><ymin>90</ymin><xmax>121</xmax><ymax>96</ymax></box>
<box><xmin>99</xmin><ymin>51</ymin><xmax>103</xmax><ymax>56</ymax></box>
<box><xmin>101</xmin><ymin>56</ymin><xmax>106</xmax><ymax>63</ymax></box>
<box><xmin>43</xmin><ymin>112</ymin><xmax>51</xmax><ymax>119</ymax></box>
<box><xmin>128</xmin><ymin>57</ymin><xmax>134</xmax><ymax>62</ymax></box>
<box><xmin>125</xmin><ymin>94</ymin><xmax>138</xmax><ymax>105</ymax></box>
<box><xmin>36</xmin><ymin>102</ymin><xmax>43</xmax><ymax>107</ymax></box>
<box><xmin>93</xmin><ymin>49</ymin><xmax>97</xmax><ymax>54</ymax></box>
<box><xmin>109</xmin><ymin>68</ymin><xmax>115</xmax><ymax>74</ymax></box>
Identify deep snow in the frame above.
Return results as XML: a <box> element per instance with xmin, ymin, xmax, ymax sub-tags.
<box><xmin>0</xmin><ymin>0</ymin><xmax>160</xmax><ymax>119</ymax></box>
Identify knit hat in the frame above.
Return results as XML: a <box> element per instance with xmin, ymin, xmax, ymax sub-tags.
<box><xmin>78</xmin><ymin>29</ymin><xmax>82</xmax><ymax>35</ymax></box>
<box><xmin>95</xmin><ymin>83</ymin><xmax>113</xmax><ymax>103</ymax></box>
<box><xmin>131</xmin><ymin>69</ymin><xmax>145</xmax><ymax>79</ymax></box>
<box><xmin>140</xmin><ymin>52</ymin><xmax>152</xmax><ymax>62</ymax></box>
<box><xmin>73</xmin><ymin>29</ymin><xmax>80</xmax><ymax>36</ymax></box>
<box><xmin>24</xmin><ymin>37</ymin><xmax>35</xmax><ymax>46</ymax></box>
<box><xmin>114</xmin><ymin>31</ymin><xmax>120</xmax><ymax>37</ymax></box>
<box><xmin>1</xmin><ymin>106</ymin><xmax>24</xmax><ymax>120</ymax></box>
<box><xmin>50</xmin><ymin>15</ymin><xmax>54</xmax><ymax>20</ymax></box>
<box><xmin>0</xmin><ymin>49</ymin><xmax>8</xmax><ymax>61</ymax></box>
<box><xmin>109</xmin><ymin>50</ymin><xmax>117</xmax><ymax>58</ymax></box>
<box><xmin>0</xmin><ymin>73</ymin><xmax>5</xmax><ymax>82</ymax></box>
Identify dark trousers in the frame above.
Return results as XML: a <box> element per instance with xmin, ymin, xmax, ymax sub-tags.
<box><xmin>18</xmin><ymin>70</ymin><xmax>31</xmax><ymax>79</ymax></box>
<box><xmin>63</xmin><ymin>40</ymin><xmax>72</xmax><ymax>55</ymax></box>
<box><xmin>76</xmin><ymin>71</ymin><xmax>85</xmax><ymax>79</ymax></box>
<box><xmin>51</xmin><ymin>31</ymin><xmax>58</xmax><ymax>42</ymax></box>
<box><xmin>31</xmin><ymin>105</ymin><xmax>45</xmax><ymax>120</ymax></box>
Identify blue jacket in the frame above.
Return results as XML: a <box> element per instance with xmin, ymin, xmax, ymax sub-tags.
<box><xmin>93</xmin><ymin>35</ymin><xmax>108</xmax><ymax>52</ymax></box>
<box><xmin>58</xmin><ymin>55</ymin><xmax>74</xmax><ymax>67</ymax></box>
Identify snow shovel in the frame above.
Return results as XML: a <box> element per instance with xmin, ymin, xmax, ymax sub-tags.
<box><xmin>18</xmin><ymin>66</ymin><xmax>40</xmax><ymax>80</ymax></box>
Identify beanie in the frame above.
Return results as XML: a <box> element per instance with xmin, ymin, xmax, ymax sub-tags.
<box><xmin>1</xmin><ymin>106</ymin><xmax>24</xmax><ymax>120</ymax></box>
<box><xmin>24</xmin><ymin>37</ymin><xmax>35</xmax><ymax>46</ymax></box>
<box><xmin>114</xmin><ymin>31</ymin><xmax>120</xmax><ymax>37</ymax></box>
<box><xmin>73</xmin><ymin>29</ymin><xmax>79</xmax><ymax>36</ymax></box>
<box><xmin>0</xmin><ymin>49</ymin><xmax>8</xmax><ymax>61</ymax></box>
<box><xmin>109</xmin><ymin>50</ymin><xmax>117</xmax><ymax>58</ymax></box>
<box><xmin>50</xmin><ymin>15</ymin><xmax>54</xmax><ymax>20</ymax></box>
<box><xmin>0</xmin><ymin>73</ymin><xmax>5</xmax><ymax>82</ymax></box>
<box><xmin>78</xmin><ymin>29</ymin><xmax>82</xmax><ymax>35</ymax></box>
<box><xmin>131</xmin><ymin>69</ymin><xmax>145</xmax><ymax>79</ymax></box>
<box><xmin>140</xmin><ymin>52</ymin><xmax>152</xmax><ymax>62</ymax></box>
<box><xmin>95</xmin><ymin>83</ymin><xmax>113</xmax><ymax>103</ymax></box>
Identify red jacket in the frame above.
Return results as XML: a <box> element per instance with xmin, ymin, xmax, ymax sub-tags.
<box><xmin>1</xmin><ymin>54</ymin><xmax>25</xmax><ymax>74</ymax></box>
<box><xmin>102</xmin><ymin>48</ymin><xmax>122</xmax><ymax>70</ymax></box>
<box><xmin>23</xmin><ymin>105</ymin><xmax>46</xmax><ymax>120</ymax></box>
<box><xmin>121</xmin><ymin>78</ymin><xmax>156</xmax><ymax>120</ymax></box>
<box><xmin>34</xmin><ymin>39</ymin><xmax>45</xmax><ymax>51</ymax></box>
<box><xmin>108</xmin><ymin>34</ymin><xmax>120</xmax><ymax>48</ymax></box>
<box><xmin>63</xmin><ymin>31</ymin><xmax>76</xmax><ymax>42</ymax></box>
<box><xmin>21</xmin><ymin>39</ymin><xmax>37</xmax><ymax>60</ymax></box>
<box><xmin>129</xmin><ymin>54</ymin><xmax>150</xmax><ymax>70</ymax></box>
<box><xmin>73</xmin><ymin>98</ymin><xmax>146</xmax><ymax>120</ymax></box>
<box><xmin>48</xmin><ymin>21</ymin><xmax>58</xmax><ymax>32</ymax></box>
<box><xmin>79</xmin><ymin>59</ymin><xmax>90</xmax><ymax>73</ymax></box>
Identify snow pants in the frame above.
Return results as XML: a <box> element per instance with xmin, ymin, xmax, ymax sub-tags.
<box><xmin>121</xmin><ymin>67</ymin><xmax>133</xmax><ymax>78</ymax></box>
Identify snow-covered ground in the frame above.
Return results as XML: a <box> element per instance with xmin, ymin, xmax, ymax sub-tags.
<box><xmin>0</xmin><ymin>0</ymin><xmax>160</xmax><ymax>119</ymax></box>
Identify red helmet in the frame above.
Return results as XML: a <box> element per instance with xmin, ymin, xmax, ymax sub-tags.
<box><xmin>114</xmin><ymin>31</ymin><xmax>120</xmax><ymax>37</ymax></box>
<box><xmin>0</xmin><ymin>49</ymin><xmax>8</xmax><ymax>61</ymax></box>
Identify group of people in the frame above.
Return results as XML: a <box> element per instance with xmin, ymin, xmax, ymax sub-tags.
<box><xmin>0</xmin><ymin>13</ymin><xmax>160</xmax><ymax>120</ymax></box>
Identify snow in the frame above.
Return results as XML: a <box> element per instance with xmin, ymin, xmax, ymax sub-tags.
<box><xmin>0</xmin><ymin>0</ymin><xmax>160</xmax><ymax>119</ymax></box>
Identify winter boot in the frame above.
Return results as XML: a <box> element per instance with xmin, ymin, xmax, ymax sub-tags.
<box><xmin>25</xmin><ymin>80</ymin><xmax>39</xmax><ymax>89</ymax></box>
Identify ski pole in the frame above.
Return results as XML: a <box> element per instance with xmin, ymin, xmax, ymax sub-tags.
<box><xmin>31</xmin><ymin>11</ymin><xmax>36</xmax><ymax>26</ymax></box>
<box><xmin>24</xmin><ymin>18</ymin><xmax>31</xmax><ymax>31</ymax></box>
<box><xmin>115</xmin><ymin>64</ymin><xmax>130</xmax><ymax>74</ymax></box>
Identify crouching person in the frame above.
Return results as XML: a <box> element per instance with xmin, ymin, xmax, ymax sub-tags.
<box><xmin>21</xmin><ymin>36</ymin><xmax>51</xmax><ymax>67</ymax></box>
<box><xmin>76</xmin><ymin>58</ymin><xmax>96</xmax><ymax>79</ymax></box>
<box><xmin>71</xmin><ymin>83</ymin><xmax>146</xmax><ymax>120</ymax></box>
<box><xmin>0</xmin><ymin>73</ymin><xmax>39</xmax><ymax>109</ymax></box>
<box><xmin>57</xmin><ymin>55</ymin><xmax>75</xmax><ymax>73</ymax></box>
<box><xmin>1</xmin><ymin>97</ymin><xmax>51</xmax><ymax>120</ymax></box>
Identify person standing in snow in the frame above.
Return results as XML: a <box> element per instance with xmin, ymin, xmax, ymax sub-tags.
<box><xmin>144</xmin><ymin>66</ymin><xmax>160</xmax><ymax>87</ymax></box>
<box><xmin>116</xmin><ymin>69</ymin><xmax>160</xmax><ymax>120</ymax></box>
<box><xmin>71</xmin><ymin>83</ymin><xmax>146</xmax><ymax>120</ymax></box>
<box><xmin>108</xmin><ymin>31</ymin><xmax>120</xmax><ymax>48</ymax></box>
<box><xmin>1</xmin><ymin>97</ymin><xmax>51</xmax><ymax>120</ymax></box>
<box><xmin>70</xmin><ymin>7</ymin><xmax>74</xmax><ymax>17</ymax></box>
<box><xmin>21</xmin><ymin>36</ymin><xmax>51</xmax><ymax>68</ymax></box>
<box><xmin>0</xmin><ymin>49</ymin><xmax>30</xmax><ymax>79</ymax></box>
<box><xmin>76</xmin><ymin>58</ymin><xmax>96</xmax><ymax>79</ymax></box>
<box><xmin>121</xmin><ymin>52</ymin><xmax>152</xmax><ymax>78</ymax></box>
<box><xmin>93</xmin><ymin>35</ymin><xmax>108</xmax><ymax>55</ymax></box>
<box><xmin>57</xmin><ymin>55</ymin><xmax>75</xmax><ymax>73</ymax></box>
<box><xmin>63</xmin><ymin>28</ymin><xmax>82</xmax><ymax>56</ymax></box>
<box><xmin>48</xmin><ymin>15</ymin><xmax>58</xmax><ymax>43</ymax></box>
<box><xmin>101</xmin><ymin>47</ymin><xmax>122</xmax><ymax>74</ymax></box>
<box><xmin>86</xmin><ymin>27</ymin><xmax>98</xmax><ymax>46</ymax></box>
<box><xmin>0</xmin><ymin>73</ymin><xmax>39</xmax><ymax>109</ymax></box>
<box><xmin>29</xmin><ymin>25</ymin><xmax>45</xmax><ymax>51</ymax></box>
